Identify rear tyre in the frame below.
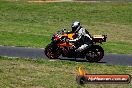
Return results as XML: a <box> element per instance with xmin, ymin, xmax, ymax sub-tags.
<box><xmin>45</xmin><ymin>44</ymin><xmax>61</xmax><ymax>59</ymax></box>
<box><xmin>86</xmin><ymin>45</ymin><xmax>104</xmax><ymax>62</ymax></box>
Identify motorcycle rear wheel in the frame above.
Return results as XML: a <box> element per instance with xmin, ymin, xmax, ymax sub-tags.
<box><xmin>86</xmin><ymin>45</ymin><xmax>104</xmax><ymax>62</ymax></box>
<box><xmin>45</xmin><ymin>44</ymin><xmax>61</xmax><ymax>59</ymax></box>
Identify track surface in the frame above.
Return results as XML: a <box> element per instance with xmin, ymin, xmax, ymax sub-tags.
<box><xmin>0</xmin><ymin>46</ymin><xmax>132</xmax><ymax>66</ymax></box>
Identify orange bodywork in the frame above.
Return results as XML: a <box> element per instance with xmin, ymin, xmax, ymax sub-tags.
<box><xmin>58</xmin><ymin>33</ymin><xmax>75</xmax><ymax>48</ymax></box>
<box><xmin>62</xmin><ymin>33</ymin><xmax>74</xmax><ymax>40</ymax></box>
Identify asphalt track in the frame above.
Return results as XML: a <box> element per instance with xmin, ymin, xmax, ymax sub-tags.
<box><xmin>0</xmin><ymin>46</ymin><xmax>132</xmax><ymax>66</ymax></box>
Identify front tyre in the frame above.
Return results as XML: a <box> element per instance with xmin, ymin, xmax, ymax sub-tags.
<box><xmin>86</xmin><ymin>45</ymin><xmax>104</xmax><ymax>62</ymax></box>
<box><xmin>45</xmin><ymin>44</ymin><xmax>61</xmax><ymax>59</ymax></box>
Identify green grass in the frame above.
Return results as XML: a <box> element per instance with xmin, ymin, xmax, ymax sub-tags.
<box><xmin>0</xmin><ymin>1</ymin><xmax>132</xmax><ymax>54</ymax></box>
<box><xmin>102</xmin><ymin>41</ymin><xmax>132</xmax><ymax>54</ymax></box>
<box><xmin>0</xmin><ymin>1</ymin><xmax>132</xmax><ymax>87</ymax></box>
<box><xmin>0</xmin><ymin>56</ymin><xmax>131</xmax><ymax>88</ymax></box>
<box><xmin>0</xmin><ymin>31</ymin><xmax>50</xmax><ymax>47</ymax></box>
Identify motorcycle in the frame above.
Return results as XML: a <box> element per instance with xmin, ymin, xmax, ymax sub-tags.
<box><xmin>44</xmin><ymin>29</ymin><xmax>107</xmax><ymax>62</ymax></box>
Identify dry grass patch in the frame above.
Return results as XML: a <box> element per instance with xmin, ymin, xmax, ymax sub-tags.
<box><xmin>0</xmin><ymin>57</ymin><xmax>132</xmax><ymax>88</ymax></box>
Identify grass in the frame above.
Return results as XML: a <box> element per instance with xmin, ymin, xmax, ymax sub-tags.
<box><xmin>0</xmin><ymin>1</ymin><xmax>132</xmax><ymax>54</ymax></box>
<box><xmin>0</xmin><ymin>31</ymin><xmax>50</xmax><ymax>47</ymax></box>
<box><xmin>0</xmin><ymin>1</ymin><xmax>132</xmax><ymax>87</ymax></box>
<box><xmin>0</xmin><ymin>56</ymin><xmax>131</xmax><ymax>88</ymax></box>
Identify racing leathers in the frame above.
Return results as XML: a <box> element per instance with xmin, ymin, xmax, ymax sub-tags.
<box><xmin>69</xmin><ymin>26</ymin><xmax>93</xmax><ymax>52</ymax></box>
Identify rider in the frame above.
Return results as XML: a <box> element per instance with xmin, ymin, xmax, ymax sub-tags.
<box><xmin>68</xmin><ymin>21</ymin><xmax>93</xmax><ymax>52</ymax></box>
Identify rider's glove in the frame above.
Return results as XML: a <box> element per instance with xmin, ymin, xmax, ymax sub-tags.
<box><xmin>66</xmin><ymin>39</ymin><xmax>69</xmax><ymax>42</ymax></box>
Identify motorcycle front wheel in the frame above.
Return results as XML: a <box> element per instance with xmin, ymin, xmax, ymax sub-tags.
<box><xmin>45</xmin><ymin>44</ymin><xmax>61</xmax><ymax>59</ymax></box>
<box><xmin>85</xmin><ymin>45</ymin><xmax>104</xmax><ymax>62</ymax></box>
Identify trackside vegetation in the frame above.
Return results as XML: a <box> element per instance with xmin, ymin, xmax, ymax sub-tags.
<box><xmin>0</xmin><ymin>1</ymin><xmax>132</xmax><ymax>54</ymax></box>
<box><xmin>0</xmin><ymin>1</ymin><xmax>132</xmax><ymax>88</ymax></box>
<box><xmin>0</xmin><ymin>56</ymin><xmax>132</xmax><ymax>88</ymax></box>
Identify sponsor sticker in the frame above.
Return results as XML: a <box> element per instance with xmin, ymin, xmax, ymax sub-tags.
<box><xmin>76</xmin><ymin>67</ymin><xmax>131</xmax><ymax>85</ymax></box>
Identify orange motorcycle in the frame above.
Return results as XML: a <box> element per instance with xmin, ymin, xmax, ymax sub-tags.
<box><xmin>45</xmin><ymin>29</ymin><xmax>107</xmax><ymax>62</ymax></box>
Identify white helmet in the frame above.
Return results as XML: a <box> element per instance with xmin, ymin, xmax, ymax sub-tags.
<box><xmin>71</xmin><ymin>21</ymin><xmax>81</xmax><ymax>32</ymax></box>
